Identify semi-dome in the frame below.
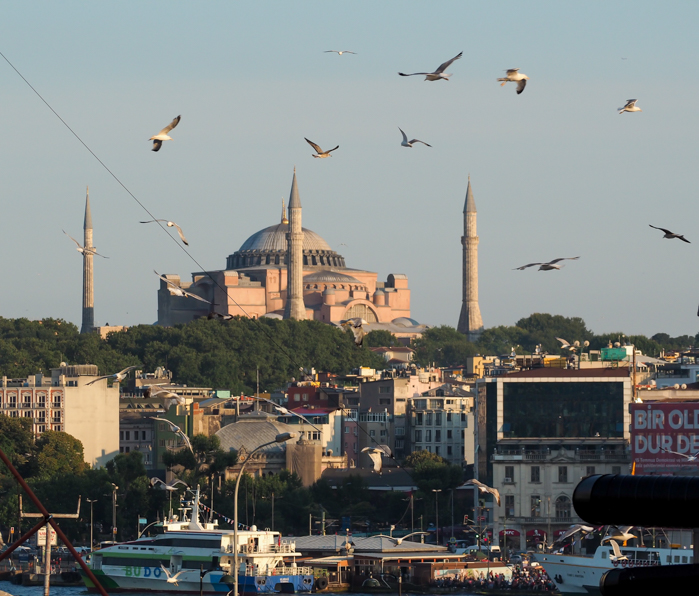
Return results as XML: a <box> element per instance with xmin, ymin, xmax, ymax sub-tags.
<box><xmin>392</xmin><ymin>317</ymin><xmax>421</xmax><ymax>327</ymax></box>
<box><xmin>227</xmin><ymin>222</ymin><xmax>346</xmax><ymax>270</ymax></box>
<box><xmin>304</xmin><ymin>270</ymin><xmax>361</xmax><ymax>285</ymax></box>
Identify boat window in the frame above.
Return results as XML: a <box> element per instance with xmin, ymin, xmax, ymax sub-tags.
<box><xmin>682</xmin><ymin>556</ymin><xmax>688</xmax><ymax>563</ymax></box>
<box><xmin>674</xmin><ymin>556</ymin><xmax>680</xmax><ymax>563</ymax></box>
<box><xmin>103</xmin><ymin>557</ymin><xmax>169</xmax><ymax>567</ymax></box>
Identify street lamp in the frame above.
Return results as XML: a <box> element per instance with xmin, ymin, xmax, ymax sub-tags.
<box><xmin>233</xmin><ymin>433</ymin><xmax>295</xmax><ymax>596</ymax></box>
<box><xmin>432</xmin><ymin>489</ymin><xmax>442</xmax><ymax>545</ymax></box>
<box><xmin>86</xmin><ymin>498</ymin><xmax>98</xmax><ymax>550</ymax></box>
<box><xmin>110</xmin><ymin>484</ymin><xmax>118</xmax><ymax>541</ymax></box>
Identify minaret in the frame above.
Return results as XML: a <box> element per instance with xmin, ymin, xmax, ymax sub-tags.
<box><xmin>81</xmin><ymin>187</ymin><xmax>95</xmax><ymax>334</ymax></box>
<box><xmin>457</xmin><ymin>177</ymin><xmax>484</xmax><ymax>341</ymax></box>
<box><xmin>283</xmin><ymin>169</ymin><xmax>306</xmax><ymax>320</ymax></box>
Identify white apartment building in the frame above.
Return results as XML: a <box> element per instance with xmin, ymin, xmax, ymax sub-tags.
<box><xmin>0</xmin><ymin>364</ymin><xmax>119</xmax><ymax>468</ymax></box>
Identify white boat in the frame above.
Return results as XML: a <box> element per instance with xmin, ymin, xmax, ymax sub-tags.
<box><xmin>534</xmin><ymin>543</ymin><xmax>694</xmax><ymax>594</ymax></box>
<box><xmin>82</xmin><ymin>488</ymin><xmax>314</xmax><ymax>594</ymax></box>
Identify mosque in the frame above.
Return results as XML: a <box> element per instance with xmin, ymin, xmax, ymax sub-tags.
<box><xmin>156</xmin><ymin>171</ymin><xmax>420</xmax><ymax>332</ymax></box>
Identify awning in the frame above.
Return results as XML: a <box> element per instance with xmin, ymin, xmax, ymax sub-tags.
<box><xmin>499</xmin><ymin>529</ymin><xmax>521</xmax><ymax>537</ymax></box>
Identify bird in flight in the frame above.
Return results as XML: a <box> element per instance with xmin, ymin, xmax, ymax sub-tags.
<box><xmin>341</xmin><ymin>318</ymin><xmax>366</xmax><ymax>347</ymax></box>
<box><xmin>649</xmin><ymin>225</ymin><xmax>690</xmax><ymax>243</ymax></box>
<box><xmin>555</xmin><ymin>337</ymin><xmax>576</xmax><ymax>351</ymax></box>
<box><xmin>207</xmin><ymin>311</ymin><xmax>233</xmax><ymax>321</ymax></box>
<box><xmin>154</xmin><ymin>270</ymin><xmax>213</xmax><ymax>304</ymax></box>
<box><xmin>362</xmin><ymin>445</ymin><xmax>392</xmax><ymax>473</ymax></box>
<box><xmin>86</xmin><ymin>365</ymin><xmax>139</xmax><ymax>386</ymax></box>
<box><xmin>461</xmin><ymin>479</ymin><xmax>501</xmax><ymax>506</ymax></box>
<box><xmin>150</xmin><ymin>115</ymin><xmax>181</xmax><ymax>151</ymax></box>
<box><xmin>160</xmin><ymin>565</ymin><xmax>188</xmax><ymax>586</ymax></box>
<box><xmin>399</xmin><ymin>51</ymin><xmax>463</xmax><ymax>81</ymax></box>
<box><xmin>324</xmin><ymin>50</ymin><xmax>356</xmax><ymax>55</ymax></box>
<box><xmin>514</xmin><ymin>257</ymin><xmax>580</xmax><ymax>271</ymax></box>
<box><xmin>63</xmin><ymin>230</ymin><xmax>109</xmax><ymax>258</ymax></box>
<box><xmin>618</xmin><ymin>99</ymin><xmax>642</xmax><ymax>114</ymax></box>
<box><xmin>140</xmin><ymin>220</ymin><xmax>189</xmax><ymax>245</ymax></box>
<box><xmin>399</xmin><ymin>127</ymin><xmax>431</xmax><ymax>148</ymax></box>
<box><xmin>661</xmin><ymin>448</ymin><xmax>699</xmax><ymax>461</ymax></box>
<box><xmin>305</xmin><ymin>137</ymin><xmax>339</xmax><ymax>158</ymax></box>
<box><xmin>497</xmin><ymin>68</ymin><xmax>529</xmax><ymax>94</ymax></box>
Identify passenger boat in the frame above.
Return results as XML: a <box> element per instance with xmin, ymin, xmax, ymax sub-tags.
<box><xmin>534</xmin><ymin>543</ymin><xmax>693</xmax><ymax>594</ymax></box>
<box><xmin>81</xmin><ymin>488</ymin><xmax>314</xmax><ymax>593</ymax></box>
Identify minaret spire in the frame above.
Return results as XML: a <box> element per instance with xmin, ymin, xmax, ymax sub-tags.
<box><xmin>457</xmin><ymin>177</ymin><xmax>484</xmax><ymax>341</ymax></box>
<box><xmin>283</xmin><ymin>170</ymin><xmax>306</xmax><ymax>320</ymax></box>
<box><xmin>81</xmin><ymin>186</ymin><xmax>95</xmax><ymax>334</ymax></box>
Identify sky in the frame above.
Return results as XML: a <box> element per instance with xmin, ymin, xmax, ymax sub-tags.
<box><xmin>1</xmin><ymin>1</ymin><xmax>698</xmax><ymax>338</ymax></box>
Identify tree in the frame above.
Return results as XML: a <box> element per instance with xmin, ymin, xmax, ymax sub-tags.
<box><xmin>30</xmin><ymin>431</ymin><xmax>88</xmax><ymax>480</ymax></box>
<box><xmin>365</xmin><ymin>330</ymin><xmax>400</xmax><ymax>348</ymax></box>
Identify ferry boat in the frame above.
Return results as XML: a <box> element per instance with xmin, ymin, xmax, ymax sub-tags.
<box><xmin>534</xmin><ymin>543</ymin><xmax>693</xmax><ymax>594</ymax></box>
<box><xmin>82</xmin><ymin>489</ymin><xmax>314</xmax><ymax>594</ymax></box>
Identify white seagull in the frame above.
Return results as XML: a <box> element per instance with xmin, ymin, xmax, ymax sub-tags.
<box><xmin>305</xmin><ymin>138</ymin><xmax>339</xmax><ymax>158</ymax></box>
<box><xmin>399</xmin><ymin>127</ymin><xmax>432</xmax><ymax>148</ymax></box>
<box><xmin>324</xmin><ymin>50</ymin><xmax>356</xmax><ymax>55</ymax></box>
<box><xmin>86</xmin><ymin>366</ymin><xmax>139</xmax><ymax>386</ymax></box>
<box><xmin>140</xmin><ymin>220</ymin><xmax>189</xmax><ymax>245</ymax></box>
<box><xmin>660</xmin><ymin>447</ymin><xmax>699</xmax><ymax>461</ymax></box>
<box><xmin>618</xmin><ymin>99</ymin><xmax>642</xmax><ymax>114</ymax></box>
<box><xmin>399</xmin><ymin>51</ymin><xmax>463</xmax><ymax>81</ymax></box>
<box><xmin>149</xmin><ymin>387</ymin><xmax>186</xmax><ymax>411</ymax></box>
<box><xmin>160</xmin><ymin>565</ymin><xmax>188</xmax><ymax>586</ymax></box>
<box><xmin>555</xmin><ymin>337</ymin><xmax>577</xmax><ymax>351</ymax></box>
<box><xmin>497</xmin><ymin>68</ymin><xmax>529</xmax><ymax>94</ymax></box>
<box><xmin>207</xmin><ymin>311</ymin><xmax>234</xmax><ymax>321</ymax></box>
<box><xmin>152</xmin><ymin>417</ymin><xmax>193</xmax><ymax>453</ymax></box>
<box><xmin>63</xmin><ymin>231</ymin><xmax>109</xmax><ymax>258</ymax></box>
<box><xmin>341</xmin><ymin>318</ymin><xmax>367</xmax><ymax>347</ymax></box>
<box><xmin>154</xmin><ymin>271</ymin><xmax>212</xmax><ymax>304</ymax></box>
<box><xmin>649</xmin><ymin>225</ymin><xmax>690</xmax><ymax>243</ymax></box>
<box><xmin>609</xmin><ymin>540</ymin><xmax>629</xmax><ymax>562</ymax></box>
<box><xmin>514</xmin><ymin>257</ymin><xmax>580</xmax><ymax>271</ymax></box>
<box><xmin>362</xmin><ymin>445</ymin><xmax>392</xmax><ymax>473</ymax></box>
<box><xmin>150</xmin><ymin>115</ymin><xmax>181</xmax><ymax>152</ymax></box>
<box><xmin>372</xmin><ymin>531</ymin><xmax>429</xmax><ymax>545</ymax></box>
<box><xmin>461</xmin><ymin>479</ymin><xmax>501</xmax><ymax>506</ymax></box>
<box><xmin>602</xmin><ymin>526</ymin><xmax>635</xmax><ymax>544</ymax></box>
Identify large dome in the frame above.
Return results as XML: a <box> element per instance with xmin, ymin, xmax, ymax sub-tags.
<box><xmin>227</xmin><ymin>222</ymin><xmax>346</xmax><ymax>270</ymax></box>
<box><xmin>239</xmin><ymin>223</ymin><xmax>332</xmax><ymax>252</ymax></box>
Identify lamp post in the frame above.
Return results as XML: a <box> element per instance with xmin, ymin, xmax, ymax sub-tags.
<box><xmin>110</xmin><ymin>484</ymin><xmax>118</xmax><ymax>541</ymax></box>
<box><xmin>233</xmin><ymin>433</ymin><xmax>294</xmax><ymax>596</ymax></box>
<box><xmin>86</xmin><ymin>498</ymin><xmax>97</xmax><ymax>550</ymax></box>
<box><xmin>432</xmin><ymin>489</ymin><xmax>442</xmax><ymax>545</ymax></box>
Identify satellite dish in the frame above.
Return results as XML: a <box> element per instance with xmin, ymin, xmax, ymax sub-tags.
<box><xmin>60</xmin><ymin>362</ymin><xmax>67</xmax><ymax>367</ymax></box>
<box><xmin>674</xmin><ymin>384</ymin><xmax>680</xmax><ymax>390</ymax></box>
<box><xmin>681</xmin><ymin>384</ymin><xmax>687</xmax><ymax>390</ymax></box>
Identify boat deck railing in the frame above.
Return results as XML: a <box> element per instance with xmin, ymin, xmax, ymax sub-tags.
<box><xmin>229</xmin><ymin>542</ymin><xmax>297</xmax><ymax>555</ymax></box>
<box><xmin>242</xmin><ymin>565</ymin><xmax>313</xmax><ymax>576</ymax></box>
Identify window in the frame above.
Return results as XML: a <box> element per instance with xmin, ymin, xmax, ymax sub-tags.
<box><xmin>22</xmin><ymin>394</ymin><xmax>31</xmax><ymax>407</ymax></box>
<box><xmin>380</xmin><ymin>429</ymin><xmax>387</xmax><ymax>437</ymax></box>
<box><xmin>345</xmin><ymin>426</ymin><xmax>350</xmax><ymax>434</ymax></box>
<box><xmin>370</xmin><ymin>430</ymin><xmax>375</xmax><ymax>437</ymax></box>
<box><xmin>395</xmin><ymin>439</ymin><xmax>404</xmax><ymax>449</ymax></box>
<box><xmin>37</xmin><ymin>425</ymin><xmax>45</xmax><ymax>433</ymax></box>
<box><xmin>435</xmin><ymin>413</ymin><xmax>442</xmax><ymax>426</ymax></box>
<box><xmin>120</xmin><ymin>431</ymin><xmax>124</xmax><ymax>441</ymax></box>
<box><xmin>125</xmin><ymin>446</ymin><xmax>130</xmax><ymax>453</ymax></box>
<box><xmin>24</xmin><ymin>411</ymin><xmax>32</xmax><ymax>418</ymax></box>
<box><xmin>416</xmin><ymin>413</ymin><xmax>423</xmax><ymax>425</ymax></box>
<box><xmin>159</xmin><ymin>439</ymin><xmax>165</xmax><ymax>447</ymax></box>
<box><xmin>435</xmin><ymin>446</ymin><xmax>441</xmax><ymax>456</ymax></box>
<box><xmin>379</xmin><ymin>386</ymin><xmax>390</xmax><ymax>394</ymax></box>
<box><xmin>426</xmin><ymin>413</ymin><xmax>433</xmax><ymax>426</ymax></box>
<box><xmin>53</xmin><ymin>425</ymin><xmax>61</xmax><ymax>431</ymax></box>
<box><xmin>142</xmin><ymin>431</ymin><xmax>147</xmax><ymax>440</ymax></box>
<box><xmin>425</xmin><ymin>430</ymin><xmax>432</xmax><ymax>442</ymax></box>
<box><xmin>531</xmin><ymin>466</ymin><xmax>540</xmax><ymax>483</ymax></box>
<box><xmin>37</xmin><ymin>411</ymin><xmax>45</xmax><ymax>422</ymax></box>
<box><xmin>555</xmin><ymin>496</ymin><xmax>571</xmax><ymax>519</ymax></box>
<box><xmin>125</xmin><ymin>431</ymin><xmax>131</xmax><ymax>441</ymax></box>
<box><xmin>558</xmin><ymin>466</ymin><xmax>568</xmax><ymax>483</ymax></box>
<box><xmin>430</xmin><ymin>399</ymin><xmax>442</xmax><ymax>409</ymax></box>
<box><xmin>415</xmin><ymin>430</ymin><xmax>422</xmax><ymax>442</ymax></box>
<box><xmin>395</xmin><ymin>427</ymin><xmax>405</xmax><ymax>436</ymax></box>
<box><xmin>379</xmin><ymin>398</ymin><xmax>390</xmax><ymax>405</ymax></box>
<box><xmin>414</xmin><ymin>399</ymin><xmax>427</xmax><ymax>409</ymax></box>
<box><xmin>505</xmin><ymin>495</ymin><xmax>515</xmax><ymax>518</ymax></box>
<box><xmin>461</xmin><ymin>413</ymin><xmax>466</xmax><ymax>422</ymax></box>
<box><xmin>446</xmin><ymin>412</ymin><xmax>452</xmax><ymax>423</ymax></box>
<box><xmin>447</xmin><ymin>446</ymin><xmax>453</xmax><ymax>455</ymax></box>
<box><xmin>119</xmin><ymin>446</ymin><xmax>124</xmax><ymax>453</ymax></box>
<box><xmin>586</xmin><ymin>466</ymin><xmax>595</xmax><ymax>477</ymax></box>
<box><xmin>294</xmin><ymin>394</ymin><xmax>300</xmax><ymax>401</ymax></box>
<box><xmin>531</xmin><ymin>495</ymin><xmax>541</xmax><ymax>518</ymax></box>
<box><xmin>37</xmin><ymin>393</ymin><xmax>46</xmax><ymax>406</ymax></box>
<box><xmin>504</xmin><ymin>466</ymin><xmax>514</xmax><ymax>482</ymax></box>
<box><xmin>435</xmin><ymin>430</ymin><xmax>441</xmax><ymax>442</ymax></box>
<box><xmin>8</xmin><ymin>394</ymin><xmax>16</xmax><ymax>408</ymax></box>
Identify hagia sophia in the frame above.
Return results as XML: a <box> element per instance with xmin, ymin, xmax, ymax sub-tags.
<box><xmin>155</xmin><ymin>171</ymin><xmax>425</xmax><ymax>336</ymax></box>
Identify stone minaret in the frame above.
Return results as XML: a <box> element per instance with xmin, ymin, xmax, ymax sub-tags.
<box><xmin>81</xmin><ymin>187</ymin><xmax>95</xmax><ymax>334</ymax></box>
<box><xmin>283</xmin><ymin>169</ymin><xmax>306</xmax><ymax>320</ymax></box>
<box><xmin>457</xmin><ymin>177</ymin><xmax>484</xmax><ymax>341</ymax></box>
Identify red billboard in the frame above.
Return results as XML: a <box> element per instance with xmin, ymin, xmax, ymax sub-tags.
<box><xmin>631</xmin><ymin>403</ymin><xmax>699</xmax><ymax>474</ymax></box>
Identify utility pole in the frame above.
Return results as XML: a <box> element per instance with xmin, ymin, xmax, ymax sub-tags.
<box><xmin>432</xmin><ymin>489</ymin><xmax>442</xmax><ymax>545</ymax></box>
<box><xmin>86</xmin><ymin>499</ymin><xmax>97</xmax><ymax>550</ymax></box>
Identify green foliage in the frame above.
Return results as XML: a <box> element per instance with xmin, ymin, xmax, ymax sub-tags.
<box><xmin>30</xmin><ymin>431</ymin><xmax>88</xmax><ymax>480</ymax></box>
<box><xmin>405</xmin><ymin>449</ymin><xmax>463</xmax><ymax>493</ymax></box>
<box><xmin>105</xmin><ymin>451</ymin><xmax>147</xmax><ymax>490</ymax></box>
<box><xmin>364</xmin><ymin>330</ymin><xmax>400</xmax><ymax>348</ymax></box>
<box><xmin>0</xmin><ymin>416</ymin><xmax>34</xmax><ymax>473</ymax></box>
<box><xmin>412</xmin><ymin>326</ymin><xmax>478</xmax><ymax>366</ymax></box>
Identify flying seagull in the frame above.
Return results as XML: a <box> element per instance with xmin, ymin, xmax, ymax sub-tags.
<box><xmin>553</xmin><ymin>524</ymin><xmax>595</xmax><ymax>545</ymax></box>
<box><xmin>555</xmin><ymin>337</ymin><xmax>576</xmax><ymax>351</ymax></box>
<box><xmin>86</xmin><ymin>365</ymin><xmax>139</xmax><ymax>386</ymax></box>
<box><xmin>160</xmin><ymin>565</ymin><xmax>188</xmax><ymax>586</ymax></box>
<box><xmin>372</xmin><ymin>532</ymin><xmax>430</xmax><ymax>545</ymax></box>
<box><xmin>341</xmin><ymin>318</ymin><xmax>366</xmax><ymax>347</ymax></box>
<box><xmin>150</xmin><ymin>115</ymin><xmax>181</xmax><ymax>152</ymax></box>
<box><xmin>649</xmin><ymin>225</ymin><xmax>690</xmax><ymax>243</ymax></box>
<box><xmin>399</xmin><ymin>51</ymin><xmax>463</xmax><ymax>81</ymax></box>
<box><xmin>660</xmin><ymin>447</ymin><xmax>699</xmax><ymax>461</ymax></box>
<box><xmin>255</xmin><ymin>396</ymin><xmax>322</xmax><ymax>431</ymax></box>
<box><xmin>305</xmin><ymin>138</ymin><xmax>339</xmax><ymax>158</ymax></box>
<box><xmin>618</xmin><ymin>99</ymin><xmax>642</xmax><ymax>114</ymax></box>
<box><xmin>608</xmin><ymin>540</ymin><xmax>629</xmax><ymax>562</ymax></box>
<box><xmin>399</xmin><ymin>127</ymin><xmax>431</xmax><ymax>148</ymax></box>
<box><xmin>62</xmin><ymin>230</ymin><xmax>109</xmax><ymax>258</ymax></box>
<box><xmin>602</xmin><ymin>526</ymin><xmax>635</xmax><ymax>544</ymax></box>
<box><xmin>140</xmin><ymin>220</ymin><xmax>189</xmax><ymax>245</ymax></box>
<box><xmin>207</xmin><ymin>311</ymin><xmax>233</xmax><ymax>321</ymax></box>
<box><xmin>324</xmin><ymin>50</ymin><xmax>356</xmax><ymax>55</ymax></box>
<box><xmin>497</xmin><ymin>68</ymin><xmax>529</xmax><ymax>94</ymax></box>
<box><xmin>147</xmin><ymin>386</ymin><xmax>186</xmax><ymax>411</ymax></box>
<box><xmin>514</xmin><ymin>257</ymin><xmax>580</xmax><ymax>271</ymax></box>
<box><xmin>154</xmin><ymin>270</ymin><xmax>212</xmax><ymax>304</ymax></box>
<box><xmin>461</xmin><ymin>479</ymin><xmax>501</xmax><ymax>506</ymax></box>
<box><xmin>152</xmin><ymin>417</ymin><xmax>193</xmax><ymax>453</ymax></box>
<box><xmin>362</xmin><ymin>445</ymin><xmax>392</xmax><ymax>473</ymax></box>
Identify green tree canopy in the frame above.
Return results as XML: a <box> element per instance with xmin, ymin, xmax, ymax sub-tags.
<box><xmin>30</xmin><ymin>430</ymin><xmax>88</xmax><ymax>480</ymax></box>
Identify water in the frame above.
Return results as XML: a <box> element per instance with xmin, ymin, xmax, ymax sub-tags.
<box><xmin>0</xmin><ymin>590</ymin><xmax>375</xmax><ymax>596</ymax></box>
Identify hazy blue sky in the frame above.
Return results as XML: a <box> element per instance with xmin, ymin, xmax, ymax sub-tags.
<box><xmin>1</xmin><ymin>1</ymin><xmax>697</xmax><ymax>338</ymax></box>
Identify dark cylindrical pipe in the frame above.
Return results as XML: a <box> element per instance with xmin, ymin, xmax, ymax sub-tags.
<box><xmin>601</xmin><ymin>564</ymin><xmax>699</xmax><ymax>595</ymax></box>
<box><xmin>574</xmin><ymin>474</ymin><xmax>699</xmax><ymax>527</ymax></box>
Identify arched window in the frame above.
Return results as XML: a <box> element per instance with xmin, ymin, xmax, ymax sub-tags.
<box><xmin>343</xmin><ymin>304</ymin><xmax>378</xmax><ymax>323</ymax></box>
<box><xmin>555</xmin><ymin>495</ymin><xmax>571</xmax><ymax>519</ymax></box>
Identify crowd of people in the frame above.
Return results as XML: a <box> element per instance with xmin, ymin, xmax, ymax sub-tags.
<box><xmin>430</xmin><ymin>566</ymin><xmax>556</xmax><ymax>592</ymax></box>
